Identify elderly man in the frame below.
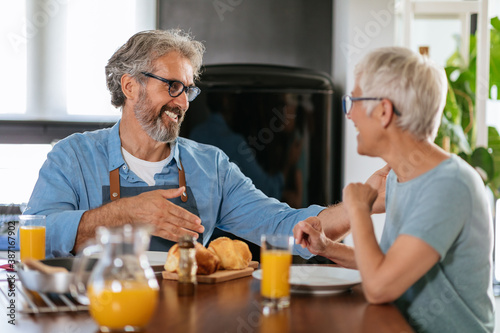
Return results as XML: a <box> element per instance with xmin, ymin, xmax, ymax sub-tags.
<box><xmin>294</xmin><ymin>47</ymin><xmax>494</xmax><ymax>332</ymax></box>
<box><xmin>25</xmin><ymin>29</ymin><xmax>386</xmax><ymax>258</ymax></box>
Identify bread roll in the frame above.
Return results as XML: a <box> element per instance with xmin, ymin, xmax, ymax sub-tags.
<box><xmin>164</xmin><ymin>244</ymin><xmax>180</xmax><ymax>273</ymax></box>
<box><xmin>164</xmin><ymin>242</ymin><xmax>220</xmax><ymax>275</ymax></box>
<box><xmin>208</xmin><ymin>237</ymin><xmax>252</xmax><ymax>270</ymax></box>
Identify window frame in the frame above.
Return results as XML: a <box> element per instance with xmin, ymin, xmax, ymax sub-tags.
<box><xmin>0</xmin><ymin>0</ymin><xmax>158</xmax><ymax>126</ymax></box>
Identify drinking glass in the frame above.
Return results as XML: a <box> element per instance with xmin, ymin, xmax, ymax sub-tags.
<box><xmin>260</xmin><ymin>234</ymin><xmax>294</xmax><ymax>309</ymax></box>
<box><xmin>19</xmin><ymin>215</ymin><xmax>46</xmax><ymax>261</ymax></box>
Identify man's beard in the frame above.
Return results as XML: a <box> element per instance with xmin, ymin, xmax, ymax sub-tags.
<box><xmin>134</xmin><ymin>89</ymin><xmax>186</xmax><ymax>143</ymax></box>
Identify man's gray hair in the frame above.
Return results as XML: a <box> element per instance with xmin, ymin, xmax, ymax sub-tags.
<box><xmin>354</xmin><ymin>47</ymin><xmax>448</xmax><ymax>141</ymax></box>
<box><xmin>105</xmin><ymin>29</ymin><xmax>205</xmax><ymax>108</ymax></box>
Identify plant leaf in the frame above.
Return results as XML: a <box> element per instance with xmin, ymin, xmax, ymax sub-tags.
<box><xmin>470</xmin><ymin>147</ymin><xmax>494</xmax><ymax>183</ymax></box>
<box><xmin>451</xmin><ymin>123</ymin><xmax>472</xmax><ymax>154</ymax></box>
<box><xmin>491</xmin><ymin>17</ymin><xmax>500</xmax><ymax>31</ymax></box>
<box><xmin>488</xmin><ymin>127</ymin><xmax>500</xmax><ymax>196</ymax></box>
<box><xmin>490</xmin><ymin>19</ymin><xmax>500</xmax><ymax>99</ymax></box>
<box><xmin>446</xmin><ymin>52</ymin><xmax>465</xmax><ymax>69</ymax></box>
<box><xmin>458</xmin><ymin>151</ymin><xmax>470</xmax><ymax>164</ymax></box>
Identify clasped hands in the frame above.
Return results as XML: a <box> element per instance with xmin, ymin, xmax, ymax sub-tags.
<box><xmin>293</xmin><ymin>165</ymin><xmax>390</xmax><ymax>260</ymax></box>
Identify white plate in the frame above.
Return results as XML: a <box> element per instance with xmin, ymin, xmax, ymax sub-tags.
<box><xmin>252</xmin><ymin>265</ymin><xmax>361</xmax><ymax>295</ymax></box>
<box><xmin>146</xmin><ymin>251</ymin><xmax>168</xmax><ymax>266</ymax></box>
<box><xmin>89</xmin><ymin>251</ymin><xmax>167</xmax><ymax>267</ymax></box>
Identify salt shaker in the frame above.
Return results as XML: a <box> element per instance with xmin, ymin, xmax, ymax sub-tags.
<box><xmin>177</xmin><ymin>235</ymin><xmax>197</xmax><ymax>296</ymax></box>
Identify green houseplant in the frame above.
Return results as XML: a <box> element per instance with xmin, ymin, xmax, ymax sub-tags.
<box><xmin>435</xmin><ymin>16</ymin><xmax>500</xmax><ymax>197</ymax></box>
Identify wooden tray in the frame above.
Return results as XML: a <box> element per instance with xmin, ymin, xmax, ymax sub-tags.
<box><xmin>162</xmin><ymin>261</ymin><xmax>259</xmax><ymax>283</ymax></box>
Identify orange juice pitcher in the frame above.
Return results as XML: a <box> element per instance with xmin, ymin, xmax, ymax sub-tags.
<box><xmin>71</xmin><ymin>224</ymin><xmax>159</xmax><ymax>332</ymax></box>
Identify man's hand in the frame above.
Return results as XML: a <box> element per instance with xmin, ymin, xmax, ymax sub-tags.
<box><xmin>124</xmin><ymin>187</ymin><xmax>204</xmax><ymax>242</ymax></box>
<box><xmin>364</xmin><ymin>164</ymin><xmax>391</xmax><ymax>214</ymax></box>
<box><xmin>73</xmin><ymin>187</ymin><xmax>203</xmax><ymax>253</ymax></box>
<box><xmin>293</xmin><ymin>216</ymin><xmax>357</xmax><ymax>269</ymax></box>
<box><xmin>293</xmin><ymin>217</ymin><xmax>330</xmax><ymax>256</ymax></box>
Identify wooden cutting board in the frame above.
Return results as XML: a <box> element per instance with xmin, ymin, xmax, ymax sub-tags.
<box><xmin>162</xmin><ymin>261</ymin><xmax>259</xmax><ymax>283</ymax></box>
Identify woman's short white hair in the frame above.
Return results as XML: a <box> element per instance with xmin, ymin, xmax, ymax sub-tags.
<box><xmin>354</xmin><ymin>47</ymin><xmax>448</xmax><ymax>141</ymax></box>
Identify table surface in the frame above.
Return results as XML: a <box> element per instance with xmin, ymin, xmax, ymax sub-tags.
<box><xmin>0</xmin><ymin>259</ymin><xmax>414</xmax><ymax>333</ymax></box>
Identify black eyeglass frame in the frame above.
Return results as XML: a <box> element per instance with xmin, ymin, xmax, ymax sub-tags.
<box><xmin>342</xmin><ymin>95</ymin><xmax>402</xmax><ymax>116</ymax></box>
<box><xmin>141</xmin><ymin>71</ymin><xmax>201</xmax><ymax>102</ymax></box>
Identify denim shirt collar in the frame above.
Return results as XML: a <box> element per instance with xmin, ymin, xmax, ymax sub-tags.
<box><xmin>108</xmin><ymin>120</ymin><xmax>125</xmax><ymax>172</ymax></box>
<box><xmin>170</xmin><ymin>139</ymin><xmax>182</xmax><ymax>171</ymax></box>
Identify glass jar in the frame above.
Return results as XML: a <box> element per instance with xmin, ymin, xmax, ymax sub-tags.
<box><xmin>71</xmin><ymin>224</ymin><xmax>159</xmax><ymax>332</ymax></box>
<box><xmin>177</xmin><ymin>235</ymin><xmax>197</xmax><ymax>296</ymax></box>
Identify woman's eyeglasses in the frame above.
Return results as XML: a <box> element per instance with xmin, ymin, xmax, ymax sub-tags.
<box><xmin>342</xmin><ymin>95</ymin><xmax>401</xmax><ymax>116</ymax></box>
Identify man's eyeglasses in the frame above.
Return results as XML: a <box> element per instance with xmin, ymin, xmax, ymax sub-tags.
<box><xmin>342</xmin><ymin>95</ymin><xmax>402</xmax><ymax>116</ymax></box>
<box><xmin>141</xmin><ymin>72</ymin><xmax>201</xmax><ymax>102</ymax></box>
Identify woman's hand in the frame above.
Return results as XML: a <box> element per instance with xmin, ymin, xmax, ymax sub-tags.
<box><xmin>343</xmin><ymin>183</ymin><xmax>378</xmax><ymax>217</ymax></box>
<box><xmin>364</xmin><ymin>164</ymin><xmax>391</xmax><ymax>214</ymax></box>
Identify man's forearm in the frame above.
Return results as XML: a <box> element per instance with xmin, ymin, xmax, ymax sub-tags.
<box><xmin>72</xmin><ymin>198</ymin><xmax>132</xmax><ymax>253</ymax></box>
<box><xmin>317</xmin><ymin>203</ymin><xmax>350</xmax><ymax>241</ymax></box>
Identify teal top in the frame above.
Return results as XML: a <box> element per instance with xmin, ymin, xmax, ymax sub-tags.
<box><xmin>380</xmin><ymin>154</ymin><xmax>495</xmax><ymax>332</ymax></box>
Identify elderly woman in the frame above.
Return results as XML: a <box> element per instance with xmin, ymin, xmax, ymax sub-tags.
<box><xmin>294</xmin><ymin>47</ymin><xmax>494</xmax><ymax>333</ymax></box>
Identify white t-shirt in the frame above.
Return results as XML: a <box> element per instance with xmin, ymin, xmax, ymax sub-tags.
<box><xmin>121</xmin><ymin>146</ymin><xmax>171</xmax><ymax>186</ymax></box>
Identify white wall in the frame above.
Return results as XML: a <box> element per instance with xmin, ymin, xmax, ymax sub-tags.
<box><xmin>333</xmin><ymin>0</ymin><xmax>396</xmax><ymax>242</ymax></box>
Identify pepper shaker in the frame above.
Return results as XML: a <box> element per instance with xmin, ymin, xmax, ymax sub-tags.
<box><xmin>177</xmin><ymin>235</ymin><xmax>197</xmax><ymax>296</ymax></box>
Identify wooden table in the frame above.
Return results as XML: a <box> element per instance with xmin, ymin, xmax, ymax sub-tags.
<box><xmin>0</xmin><ymin>267</ymin><xmax>414</xmax><ymax>333</ymax></box>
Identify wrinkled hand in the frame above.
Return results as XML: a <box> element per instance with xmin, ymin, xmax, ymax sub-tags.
<box><xmin>343</xmin><ymin>183</ymin><xmax>378</xmax><ymax>216</ymax></box>
<box><xmin>364</xmin><ymin>164</ymin><xmax>391</xmax><ymax>214</ymax></box>
<box><xmin>293</xmin><ymin>217</ymin><xmax>331</xmax><ymax>256</ymax></box>
<box><xmin>123</xmin><ymin>187</ymin><xmax>203</xmax><ymax>242</ymax></box>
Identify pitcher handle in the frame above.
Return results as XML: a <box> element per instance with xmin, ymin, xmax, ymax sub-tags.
<box><xmin>69</xmin><ymin>243</ymin><xmax>101</xmax><ymax>305</ymax></box>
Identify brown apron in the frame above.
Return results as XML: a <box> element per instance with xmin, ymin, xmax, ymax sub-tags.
<box><xmin>104</xmin><ymin>159</ymin><xmax>201</xmax><ymax>251</ymax></box>
<box><xmin>109</xmin><ymin>161</ymin><xmax>188</xmax><ymax>203</ymax></box>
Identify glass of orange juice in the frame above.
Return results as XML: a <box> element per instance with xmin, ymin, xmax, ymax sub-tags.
<box><xmin>19</xmin><ymin>215</ymin><xmax>46</xmax><ymax>261</ymax></box>
<box><xmin>260</xmin><ymin>234</ymin><xmax>294</xmax><ymax>309</ymax></box>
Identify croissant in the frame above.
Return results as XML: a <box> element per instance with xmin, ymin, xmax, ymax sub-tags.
<box><xmin>164</xmin><ymin>242</ymin><xmax>220</xmax><ymax>275</ymax></box>
<box><xmin>208</xmin><ymin>237</ymin><xmax>252</xmax><ymax>270</ymax></box>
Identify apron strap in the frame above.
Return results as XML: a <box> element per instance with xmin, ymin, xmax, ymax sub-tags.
<box><xmin>110</xmin><ymin>167</ymin><xmax>121</xmax><ymax>201</ymax></box>
<box><xmin>178</xmin><ymin>160</ymin><xmax>188</xmax><ymax>203</ymax></box>
<box><xmin>109</xmin><ymin>158</ymin><xmax>188</xmax><ymax>202</ymax></box>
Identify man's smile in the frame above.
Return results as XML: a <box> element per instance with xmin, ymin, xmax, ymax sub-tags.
<box><xmin>164</xmin><ymin>110</ymin><xmax>179</xmax><ymax>123</ymax></box>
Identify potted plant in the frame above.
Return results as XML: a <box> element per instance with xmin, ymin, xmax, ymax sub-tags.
<box><xmin>435</xmin><ymin>16</ymin><xmax>500</xmax><ymax>197</ymax></box>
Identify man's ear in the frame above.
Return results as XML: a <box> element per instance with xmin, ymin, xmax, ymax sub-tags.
<box><xmin>379</xmin><ymin>99</ymin><xmax>395</xmax><ymax>128</ymax></box>
<box><xmin>121</xmin><ymin>74</ymin><xmax>140</xmax><ymax>101</ymax></box>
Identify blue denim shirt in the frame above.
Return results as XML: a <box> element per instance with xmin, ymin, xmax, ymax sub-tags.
<box><xmin>25</xmin><ymin>121</ymin><xmax>323</xmax><ymax>257</ymax></box>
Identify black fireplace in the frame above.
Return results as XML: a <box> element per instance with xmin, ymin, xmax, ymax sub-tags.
<box><xmin>181</xmin><ymin>64</ymin><xmax>343</xmax><ymax>262</ymax></box>
<box><xmin>182</xmin><ymin>64</ymin><xmax>342</xmax><ymax>206</ymax></box>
